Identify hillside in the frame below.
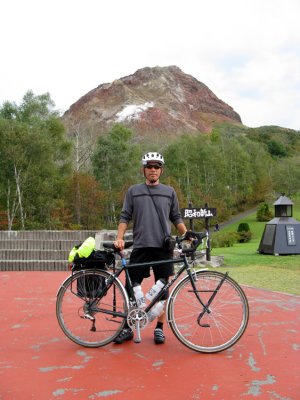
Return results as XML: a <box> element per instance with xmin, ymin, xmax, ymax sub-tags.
<box><xmin>62</xmin><ymin>66</ymin><xmax>242</xmax><ymax>138</ymax></box>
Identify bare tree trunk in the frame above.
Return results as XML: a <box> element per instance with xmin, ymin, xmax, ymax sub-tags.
<box><xmin>6</xmin><ymin>180</ymin><xmax>19</xmax><ymax>231</ymax></box>
<box><xmin>14</xmin><ymin>163</ymin><xmax>25</xmax><ymax>229</ymax></box>
<box><xmin>69</xmin><ymin>118</ymin><xmax>94</xmax><ymax>172</ymax></box>
<box><xmin>105</xmin><ymin>154</ymin><xmax>117</xmax><ymax>224</ymax></box>
<box><xmin>75</xmin><ymin>172</ymin><xmax>81</xmax><ymax>225</ymax></box>
<box><xmin>70</xmin><ymin>121</ymin><xmax>94</xmax><ymax>225</ymax></box>
<box><xmin>185</xmin><ymin>162</ymin><xmax>191</xmax><ymax>203</ymax></box>
<box><xmin>74</xmin><ymin>126</ymin><xmax>81</xmax><ymax>225</ymax></box>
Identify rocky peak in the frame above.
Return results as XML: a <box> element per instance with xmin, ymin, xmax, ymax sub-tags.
<box><xmin>63</xmin><ymin>65</ymin><xmax>242</xmax><ymax>136</ymax></box>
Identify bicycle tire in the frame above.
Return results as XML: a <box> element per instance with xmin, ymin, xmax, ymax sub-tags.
<box><xmin>167</xmin><ymin>270</ymin><xmax>249</xmax><ymax>353</ymax></box>
<box><xmin>56</xmin><ymin>269</ymin><xmax>129</xmax><ymax>347</ymax></box>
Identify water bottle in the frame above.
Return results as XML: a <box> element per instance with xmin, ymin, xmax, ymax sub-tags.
<box><xmin>147</xmin><ymin>300</ymin><xmax>165</xmax><ymax>322</ymax></box>
<box><xmin>133</xmin><ymin>285</ymin><xmax>146</xmax><ymax>309</ymax></box>
<box><xmin>145</xmin><ymin>279</ymin><xmax>166</xmax><ymax>301</ymax></box>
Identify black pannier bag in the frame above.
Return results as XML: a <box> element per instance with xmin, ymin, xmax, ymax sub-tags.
<box><xmin>73</xmin><ymin>250</ymin><xmax>114</xmax><ymax>299</ymax></box>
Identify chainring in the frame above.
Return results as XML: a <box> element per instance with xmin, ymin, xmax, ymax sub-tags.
<box><xmin>127</xmin><ymin>308</ymin><xmax>148</xmax><ymax>330</ymax></box>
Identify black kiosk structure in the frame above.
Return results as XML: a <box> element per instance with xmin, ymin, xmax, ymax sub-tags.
<box><xmin>258</xmin><ymin>195</ymin><xmax>300</xmax><ymax>255</ymax></box>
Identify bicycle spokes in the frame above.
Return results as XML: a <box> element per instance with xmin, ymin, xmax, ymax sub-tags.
<box><xmin>168</xmin><ymin>271</ymin><xmax>249</xmax><ymax>353</ymax></box>
<box><xmin>56</xmin><ymin>270</ymin><xmax>128</xmax><ymax>347</ymax></box>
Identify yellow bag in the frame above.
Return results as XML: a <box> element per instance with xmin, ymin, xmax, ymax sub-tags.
<box><xmin>68</xmin><ymin>237</ymin><xmax>95</xmax><ymax>262</ymax></box>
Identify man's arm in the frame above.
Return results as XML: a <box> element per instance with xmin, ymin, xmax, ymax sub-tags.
<box><xmin>114</xmin><ymin>222</ymin><xmax>128</xmax><ymax>250</ymax></box>
<box><xmin>176</xmin><ymin>222</ymin><xmax>188</xmax><ymax>236</ymax></box>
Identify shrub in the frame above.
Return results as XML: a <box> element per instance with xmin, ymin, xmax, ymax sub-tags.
<box><xmin>237</xmin><ymin>222</ymin><xmax>250</xmax><ymax>232</ymax></box>
<box><xmin>237</xmin><ymin>222</ymin><xmax>252</xmax><ymax>243</ymax></box>
<box><xmin>211</xmin><ymin>231</ymin><xmax>239</xmax><ymax>248</ymax></box>
<box><xmin>256</xmin><ymin>203</ymin><xmax>273</xmax><ymax>221</ymax></box>
<box><xmin>237</xmin><ymin>231</ymin><xmax>252</xmax><ymax>243</ymax></box>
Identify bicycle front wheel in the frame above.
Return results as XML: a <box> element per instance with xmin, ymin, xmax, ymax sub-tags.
<box><xmin>56</xmin><ymin>269</ymin><xmax>129</xmax><ymax>347</ymax></box>
<box><xmin>167</xmin><ymin>270</ymin><xmax>249</xmax><ymax>353</ymax></box>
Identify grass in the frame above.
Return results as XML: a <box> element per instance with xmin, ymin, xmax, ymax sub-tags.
<box><xmin>210</xmin><ymin>195</ymin><xmax>300</xmax><ymax>295</ymax></box>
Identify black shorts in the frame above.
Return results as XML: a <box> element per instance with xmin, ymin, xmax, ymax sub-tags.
<box><xmin>126</xmin><ymin>248</ymin><xmax>174</xmax><ymax>300</ymax></box>
<box><xmin>127</xmin><ymin>247</ymin><xmax>174</xmax><ymax>299</ymax></box>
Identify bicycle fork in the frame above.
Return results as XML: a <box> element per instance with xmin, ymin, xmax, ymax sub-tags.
<box><xmin>190</xmin><ymin>272</ymin><xmax>228</xmax><ymax>327</ymax></box>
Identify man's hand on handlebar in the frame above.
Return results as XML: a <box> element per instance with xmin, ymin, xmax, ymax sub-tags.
<box><xmin>183</xmin><ymin>231</ymin><xmax>198</xmax><ymax>241</ymax></box>
<box><xmin>179</xmin><ymin>231</ymin><xmax>207</xmax><ymax>253</ymax></box>
<box><xmin>114</xmin><ymin>238</ymin><xmax>125</xmax><ymax>251</ymax></box>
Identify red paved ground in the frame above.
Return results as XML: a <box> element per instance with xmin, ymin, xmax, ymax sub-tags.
<box><xmin>1</xmin><ymin>271</ymin><xmax>299</xmax><ymax>399</ymax></box>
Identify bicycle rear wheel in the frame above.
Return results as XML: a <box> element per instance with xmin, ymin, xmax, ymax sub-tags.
<box><xmin>56</xmin><ymin>269</ymin><xmax>129</xmax><ymax>347</ymax></box>
<box><xmin>167</xmin><ymin>270</ymin><xmax>249</xmax><ymax>353</ymax></box>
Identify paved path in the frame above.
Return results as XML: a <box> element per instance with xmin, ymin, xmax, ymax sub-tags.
<box><xmin>1</xmin><ymin>271</ymin><xmax>299</xmax><ymax>399</ymax></box>
<box><xmin>219</xmin><ymin>207</ymin><xmax>258</xmax><ymax>229</ymax></box>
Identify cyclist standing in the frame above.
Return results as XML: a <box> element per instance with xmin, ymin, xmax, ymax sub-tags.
<box><xmin>113</xmin><ymin>152</ymin><xmax>188</xmax><ymax>344</ymax></box>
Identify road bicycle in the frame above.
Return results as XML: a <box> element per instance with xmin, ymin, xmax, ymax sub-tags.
<box><xmin>56</xmin><ymin>232</ymin><xmax>249</xmax><ymax>353</ymax></box>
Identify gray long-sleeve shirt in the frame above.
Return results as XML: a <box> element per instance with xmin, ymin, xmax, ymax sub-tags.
<box><xmin>119</xmin><ymin>183</ymin><xmax>183</xmax><ymax>248</ymax></box>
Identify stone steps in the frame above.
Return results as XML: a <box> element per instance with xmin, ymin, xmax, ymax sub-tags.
<box><xmin>0</xmin><ymin>230</ymin><xmax>97</xmax><ymax>271</ymax></box>
<box><xmin>0</xmin><ymin>230</ymin><xmax>97</xmax><ymax>240</ymax></box>
<box><xmin>0</xmin><ymin>249</ymin><xmax>68</xmax><ymax>260</ymax></box>
<box><xmin>0</xmin><ymin>240</ymin><xmax>75</xmax><ymax>250</ymax></box>
<box><xmin>1</xmin><ymin>260</ymin><xmax>69</xmax><ymax>271</ymax></box>
<box><xmin>0</xmin><ymin>230</ymin><xmax>131</xmax><ymax>271</ymax></box>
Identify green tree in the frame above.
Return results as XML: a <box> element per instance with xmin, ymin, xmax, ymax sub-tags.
<box><xmin>271</xmin><ymin>156</ymin><xmax>300</xmax><ymax>196</ymax></box>
<box><xmin>64</xmin><ymin>117</ymin><xmax>96</xmax><ymax>225</ymax></box>
<box><xmin>256</xmin><ymin>203</ymin><xmax>273</xmax><ymax>221</ymax></box>
<box><xmin>92</xmin><ymin>124</ymin><xmax>141</xmax><ymax>224</ymax></box>
<box><xmin>267</xmin><ymin>139</ymin><xmax>287</xmax><ymax>158</ymax></box>
<box><xmin>60</xmin><ymin>172</ymin><xmax>106</xmax><ymax>229</ymax></box>
<box><xmin>0</xmin><ymin>91</ymin><xmax>72</xmax><ymax>229</ymax></box>
<box><xmin>164</xmin><ymin>134</ymin><xmax>195</xmax><ymax>202</ymax></box>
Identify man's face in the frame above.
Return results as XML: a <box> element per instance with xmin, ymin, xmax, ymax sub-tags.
<box><xmin>144</xmin><ymin>162</ymin><xmax>163</xmax><ymax>184</ymax></box>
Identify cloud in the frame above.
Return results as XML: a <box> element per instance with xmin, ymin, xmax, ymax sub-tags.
<box><xmin>0</xmin><ymin>0</ymin><xmax>299</xmax><ymax>129</ymax></box>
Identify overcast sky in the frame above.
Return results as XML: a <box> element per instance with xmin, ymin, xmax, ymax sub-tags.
<box><xmin>1</xmin><ymin>0</ymin><xmax>299</xmax><ymax>130</ymax></box>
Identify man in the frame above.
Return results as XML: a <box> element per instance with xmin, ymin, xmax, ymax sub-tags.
<box><xmin>113</xmin><ymin>152</ymin><xmax>188</xmax><ymax>344</ymax></box>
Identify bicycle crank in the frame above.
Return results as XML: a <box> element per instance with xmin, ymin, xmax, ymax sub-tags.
<box><xmin>127</xmin><ymin>308</ymin><xmax>148</xmax><ymax>343</ymax></box>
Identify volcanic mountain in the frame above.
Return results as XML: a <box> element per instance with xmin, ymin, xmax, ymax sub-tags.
<box><xmin>62</xmin><ymin>65</ymin><xmax>242</xmax><ymax>137</ymax></box>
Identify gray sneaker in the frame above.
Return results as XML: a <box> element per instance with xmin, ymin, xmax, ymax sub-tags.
<box><xmin>113</xmin><ymin>328</ymin><xmax>134</xmax><ymax>344</ymax></box>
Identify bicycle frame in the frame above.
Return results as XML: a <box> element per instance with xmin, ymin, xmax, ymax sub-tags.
<box><xmin>70</xmin><ymin>232</ymin><xmax>223</xmax><ymax>333</ymax></box>
<box><xmin>95</xmin><ymin>256</ymin><xmax>187</xmax><ymax>309</ymax></box>
<box><xmin>91</xmin><ymin>251</ymin><xmax>213</xmax><ymax>324</ymax></box>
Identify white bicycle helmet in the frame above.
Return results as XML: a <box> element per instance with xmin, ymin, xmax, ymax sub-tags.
<box><xmin>141</xmin><ymin>152</ymin><xmax>165</xmax><ymax>166</ymax></box>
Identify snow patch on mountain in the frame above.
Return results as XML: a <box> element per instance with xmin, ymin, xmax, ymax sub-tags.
<box><xmin>115</xmin><ymin>102</ymin><xmax>154</xmax><ymax>122</ymax></box>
